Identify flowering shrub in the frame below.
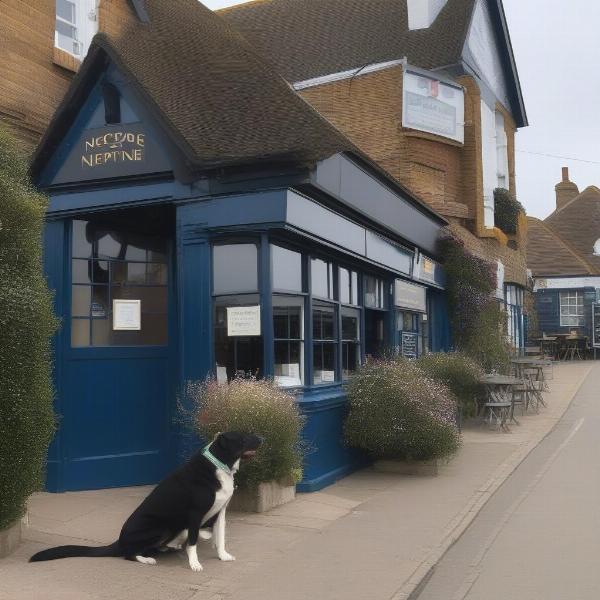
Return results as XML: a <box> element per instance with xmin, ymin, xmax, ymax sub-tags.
<box><xmin>494</xmin><ymin>188</ymin><xmax>525</xmax><ymax>235</ymax></box>
<box><xmin>0</xmin><ymin>128</ymin><xmax>57</xmax><ymax>531</ymax></box>
<box><xmin>439</xmin><ymin>233</ymin><xmax>511</xmax><ymax>372</ymax></box>
<box><xmin>344</xmin><ymin>359</ymin><xmax>460</xmax><ymax>461</ymax></box>
<box><xmin>417</xmin><ymin>352</ymin><xmax>484</xmax><ymax>417</ymax></box>
<box><xmin>190</xmin><ymin>378</ymin><xmax>305</xmax><ymax>489</ymax></box>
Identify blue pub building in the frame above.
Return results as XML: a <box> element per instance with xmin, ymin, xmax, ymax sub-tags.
<box><xmin>32</xmin><ymin>0</ymin><xmax>449</xmax><ymax>493</ymax></box>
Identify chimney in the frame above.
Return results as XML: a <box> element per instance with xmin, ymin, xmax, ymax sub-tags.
<box><xmin>555</xmin><ymin>167</ymin><xmax>579</xmax><ymax>210</ymax></box>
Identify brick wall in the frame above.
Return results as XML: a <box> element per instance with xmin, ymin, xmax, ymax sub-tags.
<box><xmin>299</xmin><ymin>65</ymin><xmax>527</xmax><ymax>284</ymax></box>
<box><xmin>0</xmin><ymin>0</ymin><xmax>135</xmax><ymax>151</ymax></box>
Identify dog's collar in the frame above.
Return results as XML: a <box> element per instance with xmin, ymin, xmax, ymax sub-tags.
<box><xmin>201</xmin><ymin>445</ymin><xmax>233</xmax><ymax>476</ymax></box>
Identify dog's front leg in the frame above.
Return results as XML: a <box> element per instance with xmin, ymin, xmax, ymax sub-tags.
<box><xmin>214</xmin><ymin>508</ymin><xmax>235</xmax><ymax>562</ymax></box>
<box><xmin>186</xmin><ymin>517</ymin><xmax>203</xmax><ymax>572</ymax></box>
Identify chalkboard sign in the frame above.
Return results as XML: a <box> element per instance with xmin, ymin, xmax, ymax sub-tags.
<box><xmin>401</xmin><ymin>332</ymin><xmax>419</xmax><ymax>359</ymax></box>
<box><xmin>593</xmin><ymin>303</ymin><xmax>600</xmax><ymax>348</ymax></box>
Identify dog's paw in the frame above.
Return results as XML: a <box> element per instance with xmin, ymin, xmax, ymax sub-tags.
<box><xmin>189</xmin><ymin>559</ymin><xmax>204</xmax><ymax>572</ymax></box>
<box><xmin>199</xmin><ymin>529</ymin><xmax>213</xmax><ymax>540</ymax></box>
<box><xmin>135</xmin><ymin>555</ymin><xmax>157</xmax><ymax>565</ymax></box>
<box><xmin>218</xmin><ymin>552</ymin><xmax>236</xmax><ymax>562</ymax></box>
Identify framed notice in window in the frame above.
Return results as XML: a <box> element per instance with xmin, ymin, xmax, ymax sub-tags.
<box><xmin>227</xmin><ymin>305</ymin><xmax>261</xmax><ymax>337</ymax></box>
<box><xmin>113</xmin><ymin>299</ymin><xmax>141</xmax><ymax>330</ymax></box>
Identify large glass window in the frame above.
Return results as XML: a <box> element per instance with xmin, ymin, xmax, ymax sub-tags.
<box><xmin>271</xmin><ymin>245</ymin><xmax>303</xmax><ymax>292</ymax></box>
<box><xmin>341</xmin><ymin>307</ymin><xmax>360</xmax><ymax>380</ymax></box>
<box><xmin>364</xmin><ymin>275</ymin><xmax>386</xmax><ymax>309</ymax></box>
<box><xmin>339</xmin><ymin>267</ymin><xmax>359</xmax><ymax>306</ymax></box>
<box><xmin>213</xmin><ymin>243</ymin><xmax>258</xmax><ymax>295</ymax></box>
<box><xmin>214</xmin><ymin>295</ymin><xmax>263</xmax><ymax>382</ymax></box>
<box><xmin>70</xmin><ymin>219</ymin><xmax>168</xmax><ymax>347</ymax></box>
<box><xmin>313</xmin><ymin>302</ymin><xmax>337</xmax><ymax>384</ymax></box>
<box><xmin>560</xmin><ymin>291</ymin><xmax>584</xmax><ymax>327</ymax></box>
<box><xmin>311</xmin><ymin>258</ymin><xmax>334</xmax><ymax>300</ymax></box>
<box><xmin>273</xmin><ymin>296</ymin><xmax>304</xmax><ymax>387</ymax></box>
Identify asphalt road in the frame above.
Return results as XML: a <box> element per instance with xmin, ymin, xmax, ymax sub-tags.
<box><xmin>415</xmin><ymin>363</ymin><xmax>600</xmax><ymax>600</ymax></box>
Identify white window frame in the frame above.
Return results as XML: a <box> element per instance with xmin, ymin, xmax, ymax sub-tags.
<box><xmin>495</xmin><ymin>111</ymin><xmax>509</xmax><ymax>189</ymax></box>
<box><xmin>559</xmin><ymin>291</ymin><xmax>584</xmax><ymax>327</ymax></box>
<box><xmin>55</xmin><ymin>0</ymin><xmax>98</xmax><ymax>59</ymax></box>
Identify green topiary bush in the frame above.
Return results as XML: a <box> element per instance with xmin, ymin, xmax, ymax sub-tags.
<box><xmin>344</xmin><ymin>359</ymin><xmax>460</xmax><ymax>461</ymax></box>
<box><xmin>494</xmin><ymin>188</ymin><xmax>525</xmax><ymax>235</ymax></box>
<box><xmin>0</xmin><ymin>128</ymin><xmax>57</xmax><ymax>531</ymax></box>
<box><xmin>417</xmin><ymin>352</ymin><xmax>484</xmax><ymax>417</ymax></box>
<box><xmin>190</xmin><ymin>378</ymin><xmax>306</xmax><ymax>489</ymax></box>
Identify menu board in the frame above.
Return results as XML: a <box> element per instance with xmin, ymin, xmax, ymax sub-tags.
<box><xmin>401</xmin><ymin>332</ymin><xmax>419</xmax><ymax>359</ymax></box>
<box><xmin>593</xmin><ymin>304</ymin><xmax>600</xmax><ymax>348</ymax></box>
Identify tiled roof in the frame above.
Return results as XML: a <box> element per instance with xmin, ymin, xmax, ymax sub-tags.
<box><xmin>544</xmin><ymin>186</ymin><xmax>600</xmax><ymax>274</ymax></box>
<box><xmin>219</xmin><ymin>0</ymin><xmax>477</xmax><ymax>83</ymax></box>
<box><xmin>33</xmin><ymin>0</ymin><xmax>354</xmax><ymax>174</ymax></box>
<box><xmin>526</xmin><ymin>216</ymin><xmax>594</xmax><ymax>277</ymax></box>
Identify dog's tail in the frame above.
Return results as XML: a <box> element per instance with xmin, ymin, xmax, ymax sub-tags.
<box><xmin>30</xmin><ymin>541</ymin><xmax>121</xmax><ymax>562</ymax></box>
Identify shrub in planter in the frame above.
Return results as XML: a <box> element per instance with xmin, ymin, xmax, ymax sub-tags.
<box><xmin>417</xmin><ymin>352</ymin><xmax>484</xmax><ymax>418</ymax></box>
<box><xmin>0</xmin><ymin>128</ymin><xmax>57</xmax><ymax>532</ymax></box>
<box><xmin>344</xmin><ymin>359</ymin><xmax>460</xmax><ymax>462</ymax></box>
<box><xmin>494</xmin><ymin>188</ymin><xmax>526</xmax><ymax>235</ymax></box>
<box><xmin>190</xmin><ymin>378</ymin><xmax>305</xmax><ymax>490</ymax></box>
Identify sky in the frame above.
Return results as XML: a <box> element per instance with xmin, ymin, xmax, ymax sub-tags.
<box><xmin>203</xmin><ymin>0</ymin><xmax>600</xmax><ymax>219</ymax></box>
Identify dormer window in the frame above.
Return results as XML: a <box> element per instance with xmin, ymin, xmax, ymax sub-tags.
<box><xmin>594</xmin><ymin>239</ymin><xmax>600</xmax><ymax>256</ymax></box>
<box><xmin>407</xmin><ymin>0</ymin><xmax>448</xmax><ymax>30</ymax></box>
<box><xmin>55</xmin><ymin>0</ymin><xmax>98</xmax><ymax>58</ymax></box>
<box><xmin>102</xmin><ymin>83</ymin><xmax>121</xmax><ymax>124</ymax></box>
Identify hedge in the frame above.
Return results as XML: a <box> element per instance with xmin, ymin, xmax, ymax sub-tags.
<box><xmin>0</xmin><ymin>128</ymin><xmax>57</xmax><ymax>530</ymax></box>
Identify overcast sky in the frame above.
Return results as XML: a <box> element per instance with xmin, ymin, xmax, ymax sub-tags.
<box><xmin>203</xmin><ymin>0</ymin><xmax>600</xmax><ymax>219</ymax></box>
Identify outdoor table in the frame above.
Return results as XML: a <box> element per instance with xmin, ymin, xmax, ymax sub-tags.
<box><xmin>511</xmin><ymin>358</ymin><xmax>551</xmax><ymax>403</ymax></box>
<box><xmin>535</xmin><ymin>337</ymin><xmax>557</xmax><ymax>359</ymax></box>
<box><xmin>562</xmin><ymin>336</ymin><xmax>587</xmax><ymax>361</ymax></box>
<box><xmin>480</xmin><ymin>375</ymin><xmax>523</xmax><ymax>431</ymax></box>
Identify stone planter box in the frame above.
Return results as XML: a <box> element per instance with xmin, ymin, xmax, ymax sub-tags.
<box><xmin>229</xmin><ymin>480</ymin><xmax>296</xmax><ymax>513</ymax></box>
<box><xmin>373</xmin><ymin>458</ymin><xmax>448</xmax><ymax>476</ymax></box>
<box><xmin>0</xmin><ymin>519</ymin><xmax>22</xmax><ymax>558</ymax></box>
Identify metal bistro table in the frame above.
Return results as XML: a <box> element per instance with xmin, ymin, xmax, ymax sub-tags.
<box><xmin>480</xmin><ymin>374</ymin><xmax>523</xmax><ymax>432</ymax></box>
<box><xmin>511</xmin><ymin>357</ymin><xmax>552</xmax><ymax>409</ymax></box>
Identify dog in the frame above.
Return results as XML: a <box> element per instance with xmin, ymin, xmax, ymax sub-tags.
<box><xmin>30</xmin><ymin>431</ymin><xmax>262</xmax><ymax>571</ymax></box>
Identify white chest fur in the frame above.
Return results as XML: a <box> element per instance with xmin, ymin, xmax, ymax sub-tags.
<box><xmin>201</xmin><ymin>460</ymin><xmax>238</xmax><ymax>525</ymax></box>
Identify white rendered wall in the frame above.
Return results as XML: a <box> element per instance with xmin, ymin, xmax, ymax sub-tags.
<box><xmin>481</xmin><ymin>100</ymin><xmax>497</xmax><ymax>228</ymax></box>
<box><xmin>407</xmin><ymin>0</ymin><xmax>448</xmax><ymax>30</ymax></box>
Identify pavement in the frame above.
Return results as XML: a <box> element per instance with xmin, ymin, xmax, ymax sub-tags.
<box><xmin>0</xmin><ymin>361</ymin><xmax>593</xmax><ymax>600</ymax></box>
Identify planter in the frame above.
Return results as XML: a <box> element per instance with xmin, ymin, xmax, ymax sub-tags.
<box><xmin>373</xmin><ymin>458</ymin><xmax>449</xmax><ymax>476</ymax></box>
<box><xmin>0</xmin><ymin>518</ymin><xmax>22</xmax><ymax>558</ymax></box>
<box><xmin>229</xmin><ymin>479</ymin><xmax>296</xmax><ymax>513</ymax></box>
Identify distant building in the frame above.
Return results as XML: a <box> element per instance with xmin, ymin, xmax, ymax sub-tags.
<box><xmin>527</xmin><ymin>167</ymin><xmax>600</xmax><ymax>345</ymax></box>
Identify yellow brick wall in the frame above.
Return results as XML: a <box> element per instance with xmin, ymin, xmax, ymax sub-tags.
<box><xmin>0</xmin><ymin>0</ymin><xmax>135</xmax><ymax>152</ymax></box>
<box><xmin>299</xmin><ymin>66</ymin><xmax>527</xmax><ymax>283</ymax></box>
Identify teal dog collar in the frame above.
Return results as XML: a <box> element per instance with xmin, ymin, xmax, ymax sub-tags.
<box><xmin>201</xmin><ymin>445</ymin><xmax>233</xmax><ymax>476</ymax></box>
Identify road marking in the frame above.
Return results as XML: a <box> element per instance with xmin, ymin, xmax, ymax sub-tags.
<box><xmin>450</xmin><ymin>417</ymin><xmax>585</xmax><ymax>600</ymax></box>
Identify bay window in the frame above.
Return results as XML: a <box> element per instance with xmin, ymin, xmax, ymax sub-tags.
<box><xmin>341</xmin><ymin>307</ymin><xmax>360</xmax><ymax>380</ymax></box>
<box><xmin>312</xmin><ymin>302</ymin><xmax>337</xmax><ymax>384</ymax></box>
<box><xmin>273</xmin><ymin>296</ymin><xmax>304</xmax><ymax>387</ymax></box>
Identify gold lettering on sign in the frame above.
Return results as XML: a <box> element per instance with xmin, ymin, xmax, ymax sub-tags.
<box><xmin>81</xmin><ymin>131</ymin><xmax>146</xmax><ymax>168</ymax></box>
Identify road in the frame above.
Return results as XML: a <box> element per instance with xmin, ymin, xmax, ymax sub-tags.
<box><xmin>415</xmin><ymin>363</ymin><xmax>600</xmax><ymax>600</ymax></box>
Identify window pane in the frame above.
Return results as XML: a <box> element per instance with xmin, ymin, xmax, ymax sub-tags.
<box><xmin>271</xmin><ymin>245</ymin><xmax>302</xmax><ymax>292</ymax></box>
<box><xmin>72</xmin><ymin>220</ymin><xmax>91</xmax><ymax>258</ymax></box>
<box><xmin>91</xmin><ymin>286</ymin><xmax>109</xmax><ymax>318</ymax></box>
<box><xmin>311</xmin><ymin>258</ymin><xmax>333</xmax><ymax>299</ymax></box>
<box><xmin>111</xmin><ymin>285</ymin><xmax>167</xmax><ymax>314</ymax></box>
<box><xmin>340</xmin><ymin>268</ymin><xmax>350</xmax><ymax>304</ymax></box>
<box><xmin>351</xmin><ymin>271</ymin><xmax>358</xmax><ymax>305</ymax></box>
<box><xmin>55</xmin><ymin>19</ymin><xmax>77</xmax><ymax>53</ymax></box>
<box><xmin>313</xmin><ymin>303</ymin><xmax>335</xmax><ymax>340</ymax></box>
<box><xmin>71</xmin><ymin>319</ymin><xmax>90</xmax><ymax>347</ymax></box>
<box><xmin>274</xmin><ymin>341</ymin><xmax>303</xmax><ymax>387</ymax></box>
<box><xmin>98</xmin><ymin>233</ymin><xmax>123</xmax><ymax>258</ymax></box>
<box><xmin>313</xmin><ymin>343</ymin><xmax>336</xmax><ymax>384</ymax></box>
<box><xmin>72</xmin><ymin>285</ymin><xmax>91</xmax><ymax>317</ymax></box>
<box><xmin>365</xmin><ymin>275</ymin><xmax>385</xmax><ymax>308</ymax></box>
<box><xmin>72</xmin><ymin>259</ymin><xmax>91</xmax><ymax>284</ymax></box>
<box><xmin>342</xmin><ymin>342</ymin><xmax>360</xmax><ymax>380</ymax></box>
<box><xmin>341</xmin><ymin>307</ymin><xmax>359</xmax><ymax>341</ymax></box>
<box><xmin>91</xmin><ymin>260</ymin><xmax>109</xmax><ymax>284</ymax></box>
<box><xmin>213</xmin><ymin>244</ymin><xmax>258</xmax><ymax>295</ymax></box>
<box><xmin>56</xmin><ymin>0</ymin><xmax>76</xmax><ymax>23</ymax></box>
<box><xmin>273</xmin><ymin>299</ymin><xmax>303</xmax><ymax>340</ymax></box>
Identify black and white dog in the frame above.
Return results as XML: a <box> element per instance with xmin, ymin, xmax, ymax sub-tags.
<box><xmin>30</xmin><ymin>431</ymin><xmax>262</xmax><ymax>571</ymax></box>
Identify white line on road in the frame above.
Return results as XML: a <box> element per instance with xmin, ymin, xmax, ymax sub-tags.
<box><xmin>451</xmin><ymin>417</ymin><xmax>585</xmax><ymax>600</ymax></box>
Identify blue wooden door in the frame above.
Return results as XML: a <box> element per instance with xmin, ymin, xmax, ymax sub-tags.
<box><xmin>51</xmin><ymin>211</ymin><xmax>175</xmax><ymax>491</ymax></box>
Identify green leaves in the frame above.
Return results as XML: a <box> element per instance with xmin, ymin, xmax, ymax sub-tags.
<box><xmin>494</xmin><ymin>188</ymin><xmax>525</xmax><ymax>235</ymax></box>
<box><xmin>344</xmin><ymin>359</ymin><xmax>461</xmax><ymax>462</ymax></box>
<box><xmin>0</xmin><ymin>127</ymin><xmax>57</xmax><ymax>531</ymax></box>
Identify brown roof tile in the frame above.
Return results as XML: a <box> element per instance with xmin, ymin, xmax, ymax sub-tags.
<box><xmin>526</xmin><ymin>216</ymin><xmax>594</xmax><ymax>277</ymax></box>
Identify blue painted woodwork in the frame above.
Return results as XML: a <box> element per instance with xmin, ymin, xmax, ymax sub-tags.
<box><xmin>535</xmin><ymin>287</ymin><xmax>595</xmax><ymax>340</ymax></box>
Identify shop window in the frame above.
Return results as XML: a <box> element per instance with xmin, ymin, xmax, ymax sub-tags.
<box><xmin>55</xmin><ymin>0</ymin><xmax>97</xmax><ymax>58</ymax></box>
<box><xmin>311</xmin><ymin>258</ymin><xmax>335</xmax><ymax>299</ymax></box>
<box><xmin>339</xmin><ymin>267</ymin><xmax>359</xmax><ymax>306</ymax></box>
<box><xmin>70</xmin><ymin>219</ymin><xmax>168</xmax><ymax>347</ymax></box>
<box><xmin>271</xmin><ymin>245</ymin><xmax>303</xmax><ymax>292</ymax></box>
<box><xmin>560</xmin><ymin>291</ymin><xmax>584</xmax><ymax>327</ymax></box>
<box><xmin>364</xmin><ymin>276</ymin><xmax>386</xmax><ymax>309</ymax></box>
<box><xmin>341</xmin><ymin>307</ymin><xmax>360</xmax><ymax>380</ymax></box>
<box><xmin>273</xmin><ymin>296</ymin><xmax>304</xmax><ymax>387</ymax></box>
<box><xmin>214</xmin><ymin>295</ymin><xmax>263</xmax><ymax>382</ymax></box>
<box><xmin>213</xmin><ymin>243</ymin><xmax>258</xmax><ymax>295</ymax></box>
<box><xmin>312</xmin><ymin>302</ymin><xmax>337</xmax><ymax>384</ymax></box>
<box><xmin>396</xmin><ymin>311</ymin><xmax>424</xmax><ymax>358</ymax></box>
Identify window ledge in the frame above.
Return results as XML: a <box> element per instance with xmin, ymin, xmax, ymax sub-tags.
<box><xmin>53</xmin><ymin>47</ymin><xmax>81</xmax><ymax>73</ymax></box>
